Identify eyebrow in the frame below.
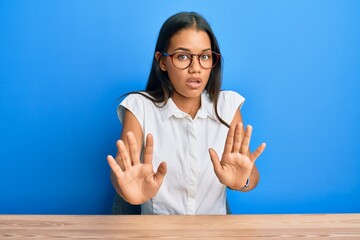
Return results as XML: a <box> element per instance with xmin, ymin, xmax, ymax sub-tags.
<box><xmin>173</xmin><ymin>47</ymin><xmax>212</xmax><ymax>52</ymax></box>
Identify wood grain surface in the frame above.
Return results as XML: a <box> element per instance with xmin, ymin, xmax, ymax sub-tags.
<box><xmin>0</xmin><ymin>214</ymin><xmax>359</xmax><ymax>239</ymax></box>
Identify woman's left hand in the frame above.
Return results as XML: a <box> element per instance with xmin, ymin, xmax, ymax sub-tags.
<box><xmin>209</xmin><ymin>122</ymin><xmax>266</xmax><ymax>190</ymax></box>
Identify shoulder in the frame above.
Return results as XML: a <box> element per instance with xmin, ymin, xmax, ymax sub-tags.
<box><xmin>119</xmin><ymin>92</ymin><xmax>157</xmax><ymax>110</ymax></box>
<box><xmin>215</xmin><ymin>90</ymin><xmax>245</xmax><ymax>124</ymax></box>
<box><xmin>218</xmin><ymin>90</ymin><xmax>245</xmax><ymax>109</ymax></box>
<box><xmin>117</xmin><ymin>92</ymin><xmax>156</xmax><ymax>124</ymax></box>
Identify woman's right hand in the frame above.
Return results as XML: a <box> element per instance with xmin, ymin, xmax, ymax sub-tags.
<box><xmin>107</xmin><ymin>132</ymin><xmax>167</xmax><ymax>205</ymax></box>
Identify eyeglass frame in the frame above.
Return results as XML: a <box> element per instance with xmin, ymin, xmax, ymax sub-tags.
<box><xmin>161</xmin><ymin>51</ymin><xmax>221</xmax><ymax>70</ymax></box>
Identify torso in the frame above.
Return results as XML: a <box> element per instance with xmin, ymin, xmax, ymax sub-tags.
<box><xmin>118</xmin><ymin>90</ymin><xmax>245</xmax><ymax>214</ymax></box>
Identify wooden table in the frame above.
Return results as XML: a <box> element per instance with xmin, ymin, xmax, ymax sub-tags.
<box><xmin>0</xmin><ymin>214</ymin><xmax>359</xmax><ymax>239</ymax></box>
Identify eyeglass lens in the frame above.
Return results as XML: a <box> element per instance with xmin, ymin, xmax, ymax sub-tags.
<box><xmin>171</xmin><ymin>51</ymin><xmax>219</xmax><ymax>69</ymax></box>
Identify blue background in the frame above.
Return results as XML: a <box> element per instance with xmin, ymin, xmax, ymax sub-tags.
<box><xmin>1</xmin><ymin>0</ymin><xmax>359</xmax><ymax>214</ymax></box>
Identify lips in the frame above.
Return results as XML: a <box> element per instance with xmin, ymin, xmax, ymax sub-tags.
<box><xmin>186</xmin><ymin>77</ymin><xmax>202</xmax><ymax>89</ymax></box>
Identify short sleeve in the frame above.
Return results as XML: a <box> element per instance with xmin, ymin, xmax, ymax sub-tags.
<box><xmin>217</xmin><ymin>91</ymin><xmax>245</xmax><ymax>124</ymax></box>
<box><xmin>117</xmin><ymin>94</ymin><xmax>145</xmax><ymax>129</ymax></box>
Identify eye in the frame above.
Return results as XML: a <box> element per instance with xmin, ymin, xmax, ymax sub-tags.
<box><xmin>176</xmin><ymin>53</ymin><xmax>190</xmax><ymax>61</ymax></box>
<box><xmin>200</xmin><ymin>53</ymin><xmax>212</xmax><ymax>61</ymax></box>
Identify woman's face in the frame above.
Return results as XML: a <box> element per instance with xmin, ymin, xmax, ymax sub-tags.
<box><xmin>158</xmin><ymin>28</ymin><xmax>212</xmax><ymax>101</ymax></box>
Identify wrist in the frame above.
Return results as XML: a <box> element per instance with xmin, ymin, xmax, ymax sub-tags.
<box><xmin>228</xmin><ymin>177</ymin><xmax>250</xmax><ymax>191</ymax></box>
<box><xmin>239</xmin><ymin>177</ymin><xmax>250</xmax><ymax>191</ymax></box>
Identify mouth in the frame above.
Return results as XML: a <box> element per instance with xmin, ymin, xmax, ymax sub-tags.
<box><xmin>186</xmin><ymin>78</ymin><xmax>202</xmax><ymax>89</ymax></box>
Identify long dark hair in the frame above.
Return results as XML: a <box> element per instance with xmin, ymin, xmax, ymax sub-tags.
<box><xmin>125</xmin><ymin>12</ymin><xmax>229</xmax><ymax>128</ymax></box>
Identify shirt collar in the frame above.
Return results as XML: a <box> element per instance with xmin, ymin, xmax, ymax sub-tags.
<box><xmin>159</xmin><ymin>91</ymin><xmax>217</xmax><ymax>121</ymax></box>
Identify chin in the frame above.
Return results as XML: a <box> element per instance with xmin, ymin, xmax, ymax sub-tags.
<box><xmin>185</xmin><ymin>90</ymin><xmax>204</xmax><ymax>98</ymax></box>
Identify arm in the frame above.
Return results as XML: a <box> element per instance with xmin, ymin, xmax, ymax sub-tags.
<box><xmin>209</xmin><ymin>109</ymin><xmax>266</xmax><ymax>192</ymax></box>
<box><xmin>109</xmin><ymin>109</ymin><xmax>143</xmax><ymax>198</ymax></box>
<box><xmin>229</xmin><ymin>109</ymin><xmax>261</xmax><ymax>192</ymax></box>
<box><xmin>107</xmin><ymin>109</ymin><xmax>167</xmax><ymax>205</ymax></box>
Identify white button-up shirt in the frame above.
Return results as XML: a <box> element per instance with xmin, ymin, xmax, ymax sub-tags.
<box><xmin>118</xmin><ymin>90</ymin><xmax>245</xmax><ymax>215</ymax></box>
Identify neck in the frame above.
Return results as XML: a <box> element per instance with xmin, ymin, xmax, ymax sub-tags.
<box><xmin>171</xmin><ymin>94</ymin><xmax>201</xmax><ymax>119</ymax></box>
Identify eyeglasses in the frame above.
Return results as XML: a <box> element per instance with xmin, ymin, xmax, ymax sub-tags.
<box><xmin>161</xmin><ymin>50</ymin><xmax>220</xmax><ymax>70</ymax></box>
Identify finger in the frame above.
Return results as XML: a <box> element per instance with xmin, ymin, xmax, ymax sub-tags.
<box><xmin>224</xmin><ymin>125</ymin><xmax>235</xmax><ymax>154</ymax></box>
<box><xmin>115</xmin><ymin>140</ymin><xmax>126</xmax><ymax>171</ymax></box>
<box><xmin>143</xmin><ymin>134</ymin><xmax>154</xmax><ymax>165</ymax></box>
<box><xmin>117</xmin><ymin>139</ymin><xmax>132</xmax><ymax>170</ymax></box>
<box><xmin>250</xmin><ymin>143</ymin><xmax>266</xmax><ymax>163</ymax></box>
<box><xmin>241</xmin><ymin>125</ymin><xmax>253</xmax><ymax>155</ymax></box>
<box><xmin>126</xmin><ymin>132</ymin><xmax>140</xmax><ymax>165</ymax></box>
<box><xmin>107</xmin><ymin>155</ymin><xmax>123</xmax><ymax>178</ymax></box>
<box><xmin>208</xmin><ymin>148</ymin><xmax>223</xmax><ymax>177</ymax></box>
<box><xmin>232</xmin><ymin>122</ymin><xmax>243</xmax><ymax>153</ymax></box>
<box><xmin>154</xmin><ymin>162</ymin><xmax>167</xmax><ymax>186</ymax></box>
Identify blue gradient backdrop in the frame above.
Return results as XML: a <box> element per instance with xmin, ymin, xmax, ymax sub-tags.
<box><xmin>1</xmin><ymin>0</ymin><xmax>359</xmax><ymax>214</ymax></box>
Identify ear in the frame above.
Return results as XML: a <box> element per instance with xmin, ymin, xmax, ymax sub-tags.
<box><xmin>155</xmin><ymin>51</ymin><xmax>167</xmax><ymax>71</ymax></box>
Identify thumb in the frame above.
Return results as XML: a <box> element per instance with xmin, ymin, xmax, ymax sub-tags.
<box><xmin>208</xmin><ymin>148</ymin><xmax>222</xmax><ymax>175</ymax></box>
<box><xmin>154</xmin><ymin>162</ymin><xmax>167</xmax><ymax>185</ymax></box>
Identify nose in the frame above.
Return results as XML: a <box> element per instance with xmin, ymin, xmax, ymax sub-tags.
<box><xmin>188</xmin><ymin>55</ymin><xmax>201</xmax><ymax>73</ymax></box>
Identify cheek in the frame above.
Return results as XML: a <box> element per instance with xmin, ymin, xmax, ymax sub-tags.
<box><xmin>168</xmin><ymin>72</ymin><xmax>184</xmax><ymax>87</ymax></box>
<box><xmin>167</xmin><ymin>66</ymin><xmax>185</xmax><ymax>82</ymax></box>
<box><xmin>203</xmin><ymin>70</ymin><xmax>212</xmax><ymax>82</ymax></box>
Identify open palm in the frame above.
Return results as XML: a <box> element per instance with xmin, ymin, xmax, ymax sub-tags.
<box><xmin>107</xmin><ymin>132</ymin><xmax>167</xmax><ymax>205</ymax></box>
<box><xmin>209</xmin><ymin>123</ymin><xmax>266</xmax><ymax>190</ymax></box>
